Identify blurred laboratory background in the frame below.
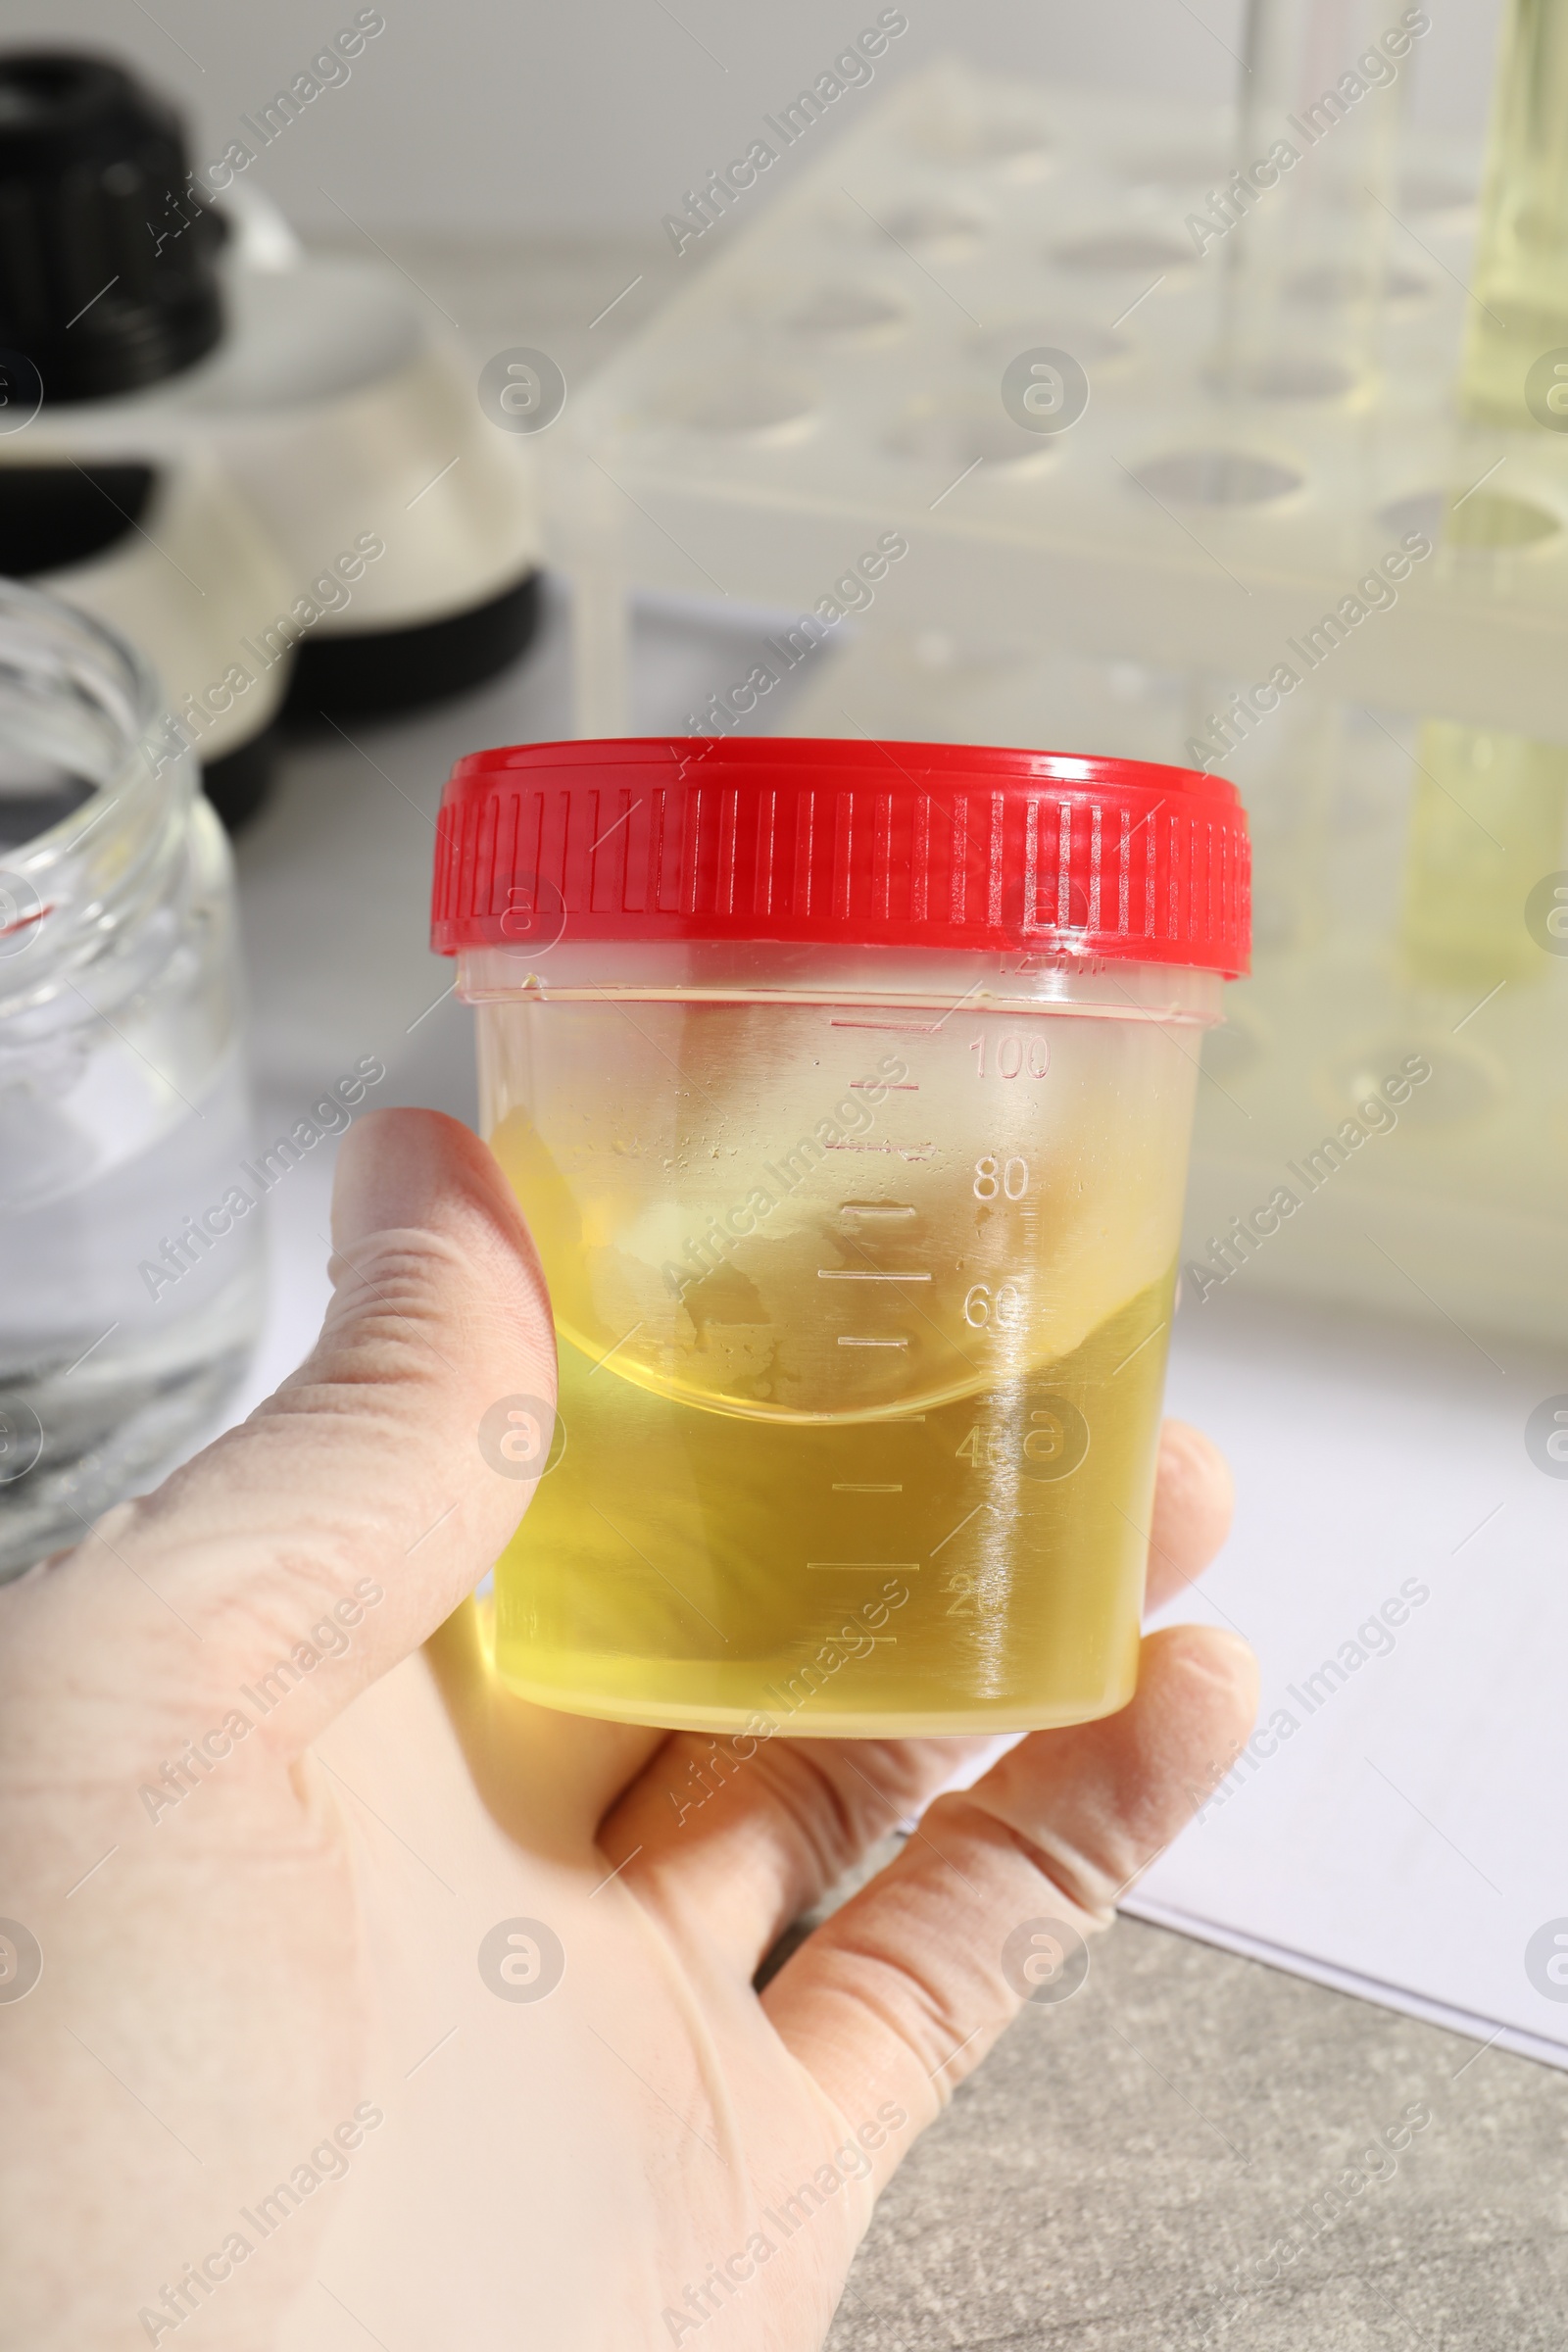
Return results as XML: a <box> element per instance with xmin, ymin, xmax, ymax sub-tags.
<box><xmin>3</xmin><ymin>2</ymin><xmax>1567</xmax><ymax>2341</ymax></box>
<box><xmin>0</xmin><ymin>0</ymin><xmax>1507</xmax><ymax>229</ymax></box>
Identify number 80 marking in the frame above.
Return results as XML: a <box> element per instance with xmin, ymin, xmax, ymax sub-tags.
<box><xmin>974</xmin><ymin>1154</ymin><xmax>1029</xmax><ymax>1201</ymax></box>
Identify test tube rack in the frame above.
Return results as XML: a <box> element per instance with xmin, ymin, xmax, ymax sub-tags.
<box><xmin>544</xmin><ymin>64</ymin><xmax>1568</xmax><ymax>1344</ymax></box>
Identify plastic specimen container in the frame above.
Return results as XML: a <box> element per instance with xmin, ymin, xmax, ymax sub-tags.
<box><xmin>432</xmin><ymin>737</ymin><xmax>1250</xmax><ymax>1737</ymax></box>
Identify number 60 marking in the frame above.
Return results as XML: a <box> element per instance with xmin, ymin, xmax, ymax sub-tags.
<box><xmin>964</xmin><ymin>1281</ymin><xmax>1024</xmax><ymax>1330</ymax></box>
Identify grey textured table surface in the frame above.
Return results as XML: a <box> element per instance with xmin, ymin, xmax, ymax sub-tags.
<box><xmin>739</xmin><ymin>1825</ymin><xmax>1564</xmax><ymax>2351</ymax></box>
<box><xmin>826</xmin><ymin>1904</ymin><xmax>1568</xmax><ymax>2350</ymax></box>
<box><xmin>263</xmin><ymin>235</ymin><xmax>1568</xmax><ymax>2346</ymax></box>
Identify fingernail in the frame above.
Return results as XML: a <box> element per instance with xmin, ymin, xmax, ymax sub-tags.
<box><xmin>1201</xmin><ymin>1628</ymin><xmax>1256</xmax><ymax>1667</ymax></box>
<box><xmin>1173</xmin><ymin>1625</ymin><xmax>1260</xmax><ymax>1698</ymax></box>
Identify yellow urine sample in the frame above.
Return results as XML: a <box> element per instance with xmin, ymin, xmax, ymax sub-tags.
<box><xmin>481</xmin><ymin>995</ymin><xmax>1198</xmax><ymax>1737</ymax></box>
<box><xmin>490</xmin><ymin>1263</ymin><xmax>1174</xmax><ymax>1739</ymax></box>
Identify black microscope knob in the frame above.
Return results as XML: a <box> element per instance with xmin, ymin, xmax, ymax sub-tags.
<box><xmin>0</xmin><ymin>50</ymin><xmax>224</xmax><ymax>403</ymax></box>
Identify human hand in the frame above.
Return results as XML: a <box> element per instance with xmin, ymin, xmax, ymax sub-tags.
<box><xmin>0</xmin><ymin>1109</ymin><xmax>1255</xmax><ymax>2352</ymax></box>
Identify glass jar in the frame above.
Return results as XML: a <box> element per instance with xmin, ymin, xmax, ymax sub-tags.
<box><xmin>0</xmin><ymin>581</ymin><xmax>263</xmax><ymax>1578</ymax></box>
<box><xmin>432</xmin><ymin>736</ymin><xmax>1250</xmax><ymax>1737</ymax></box>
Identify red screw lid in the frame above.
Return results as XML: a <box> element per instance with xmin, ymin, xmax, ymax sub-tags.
<box><xmin>430</xmin><ymin>736</ymin><xmax>1250</xmax><ymax>976</ymax></box>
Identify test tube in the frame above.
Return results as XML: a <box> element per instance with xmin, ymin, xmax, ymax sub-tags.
<box><xmin>1401</xmin><ymin>735</ymin><xmax>1568</xmax><ymax>987</ymax></box>
<box><xmin>1398</xmin><ymin>0</ymin><xmax>1568</xmax><ymax>989</ymax></box>
<box><xmin>1210</xmin><ymin>0</ymin><xmax>1416</xmax><ymax>402</ymax></box>
<box><xmin>1457</xmin><ymin>0</ymin><xmax>1568</xmax><ymax>431</ymax></box>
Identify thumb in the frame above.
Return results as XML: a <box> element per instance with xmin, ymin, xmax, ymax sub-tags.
<box><xmin>60</xmin><ymin>1108</ymin><xmax>556</xmax><ymax>1747</ymax></box>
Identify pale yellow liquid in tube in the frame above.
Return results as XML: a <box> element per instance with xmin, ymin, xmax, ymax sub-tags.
<box><xmin>1454</xmin><ymin>0</ymin><xmax>1568</xmax><ymax>433</ymax></box>
<box><xmin>482</xmin><ymin>999</ymin><xmax>1195</xmax><ymax>1736</ymax></box>
<box><xmin>1398</xmin><ymin>0</ymin><xmax>1568</xmax><ymax>984</ymax></box>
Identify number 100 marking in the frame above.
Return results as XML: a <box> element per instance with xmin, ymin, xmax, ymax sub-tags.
<box><xmin>969</xmin><ymin>1033</ymin><xmax>1050</xmax><ymax>1080</ymax></box>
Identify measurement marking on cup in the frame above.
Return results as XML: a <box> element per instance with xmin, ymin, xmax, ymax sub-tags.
<box><xmin>806</xmin><ymin>1561</ymin><xmax>921</xmax><ymax>1572</ymax></box>
<box><xmin>840</xmin><ymin>1202</ymin><xmax>916</xmax><ymax>1218</ymax></box>
<box><xmin>851</xmin><ymin>1078</ymin><xmax>918</xmax><ymax>1089</ymax></box>
<box><xmin>832</xmin><ymin>1482</ymin><xmax>904</xmax><ymax>1492</ymax></box>
<box><xmin>818</xmin><ymin>1269</ymin><xmax>932</xmax><ymax>1281</ymax></box>
<box><xmin>829</xmin><ymin>1140</ymin><xmax>936</xmax><ymax>1161</ymax></box>
<box><xmin>838</xmin><ymin>1336</ymin><xmax>909</xmax><ymax>1348</ymax></box>
<box><xmin>830</xmin><ymin>1017</ymin><xmax>945</xmax><ymax>1034</ymax></box>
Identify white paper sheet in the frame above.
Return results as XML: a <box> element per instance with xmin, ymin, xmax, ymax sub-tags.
<box><xmin>1134</xmin><ymin>1284</ymin><xmax>1568</xmax><ymax>2069</ymax></box>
